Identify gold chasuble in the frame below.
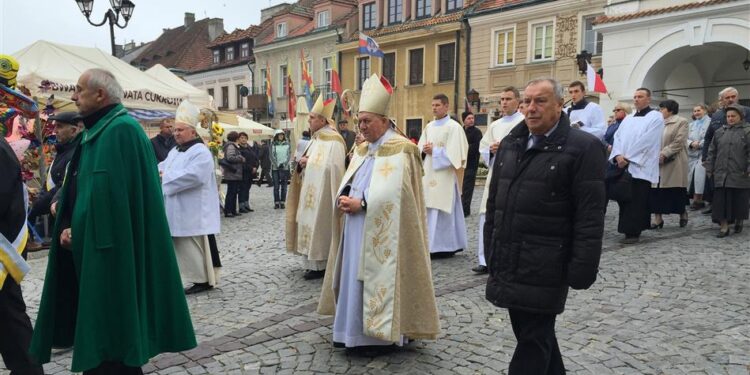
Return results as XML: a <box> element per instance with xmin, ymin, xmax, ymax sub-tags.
<box><xmin>318</xmin><ymin>135</ymin><xmax>441</xmax><ymax>342</ymax></box>
<box><xmin>418</xmin><ymin>116</ymin><xmax>469</xmax><ymax>213</ymax></box>
<box><xmin>285</xmin><ymin>126</ymin><xmax>346</xmax><ymax>262</ymax></box>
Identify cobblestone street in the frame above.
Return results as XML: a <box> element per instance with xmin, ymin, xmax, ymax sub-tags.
<box><xmin>8</xmin><ymin>184</ymin><xmax>750</xmax><ymax>375</ymax></box>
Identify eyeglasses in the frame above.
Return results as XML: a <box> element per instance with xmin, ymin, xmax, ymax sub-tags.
<box><xmin>613</xmin><ymin>109</ymin><xmax>624</xmax><ymax>112</ymax></box>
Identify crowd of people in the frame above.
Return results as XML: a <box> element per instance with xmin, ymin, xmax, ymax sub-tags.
<box><xmin>1</xmin><ymin>55</ymin><xmax>748</xmax><ymax>374</ymax></box>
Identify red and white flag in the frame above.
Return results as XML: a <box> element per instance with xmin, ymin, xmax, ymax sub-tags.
<box><xmin>586</xmin><ymin>62</ymin><xmax>607</xmax><ymax>94</ymax></box>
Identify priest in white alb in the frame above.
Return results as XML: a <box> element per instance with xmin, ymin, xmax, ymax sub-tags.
<box><xmin>286</xmin><ymin>95</ymin><xmax>346</xmax><ymax>280</ymax></box>
<box><xmin>565</xmin><ymin>81</ymin><xmax>606</xmax><ymax>141</ymax></box>
<box><xmin>473</xmin><ymin>86</ymin><xmax>525</xmax><ymax>274</ymax></box>
<box><xmin>159</xmin><ymin>100</ymin><xmax>221</xmax><ymax>295</ymax></box>
<box><xmin>418</xmin><ymin>94</ymin><xmax>469</xmax><ymax>257</ymax></box>
<box><xmin>318</xmin><ymin>74</ymin><xmax>440</xmax><ymax>353</ymax></box>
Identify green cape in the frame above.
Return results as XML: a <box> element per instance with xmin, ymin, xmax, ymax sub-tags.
<box><xmin>30</xmin><ymin>104</ymin><xmax>196</xmax><ymax>372</ymax></box>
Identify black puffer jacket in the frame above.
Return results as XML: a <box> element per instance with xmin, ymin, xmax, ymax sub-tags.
<box><xmin>484</xmin><ymin>114</ymin><xmax>606</xmax><ymax>314</ymax></box>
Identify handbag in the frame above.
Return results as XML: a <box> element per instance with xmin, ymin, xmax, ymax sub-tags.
<box><xmin>605</xmin><ymin>165</ymin><xmax>632</xmax><ymax>203</ymax></box>
<box><xmin>219</xmin><ymin>158</ymin><xmax>236</xmax><ymax>173</ymax></box>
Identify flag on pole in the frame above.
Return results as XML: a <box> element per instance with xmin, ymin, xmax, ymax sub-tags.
<box><xmin>265</xmin><ymin>61</ymin><xmax>274</xmax><ymax>116</ymax></box>
<box><xmin>586</xmin><ymin>62</ymin><xmax>608</xmax><ymax>94</ymax></box>
<box><xmin>287</xmin><ymin>69</ymin><xmax>296</xmax><ymax>122</ymax></box>
<box><xmin>331</xmin><ymin>54</ymin><xmax>347</xmax><ymax>117</ymax></box>
<box><xmin>300</xmin><ymin>50</ymin><xmax>315</xmax><ymax>110</ymax></box>
<box><xmin>358</xmin><ymin>33</ymin><xmax>384</xmax><ymax>58</ymax></box>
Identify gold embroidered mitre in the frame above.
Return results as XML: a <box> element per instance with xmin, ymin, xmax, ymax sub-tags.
<box><xmin>175</xmin><ymin>100</ymin><xmax>200</xmax><ymax>128</ymax></box>
<box><xmin>310</xmin><ymin>95</ymin><xmax>336</xmax><ymax>124</ymax></box>
<box><xmin>358</xmin><ymin>74</ymin><xmax>393</xmax><ymax>116</ymax></box>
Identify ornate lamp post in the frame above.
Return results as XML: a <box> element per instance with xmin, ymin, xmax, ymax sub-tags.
<box><xmin>75</xmin><ymin>0</ymin><xmax>135</xmax><ymax>56</ymax></box>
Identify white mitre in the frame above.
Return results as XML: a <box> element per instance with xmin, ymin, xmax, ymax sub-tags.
<box><xmin>175</xmin><ymin>100</ymin><xmax>200</xmax><ymax>128</ymax></box>
<box><xmin>358</xmin><ymin>74</ymin><xmax>393</xmax><ymax>116</ymax></box>
<box><xmin>310</xmin><ymin>94</ymin><xmax>336</xmax><ymax>124</ymax></box>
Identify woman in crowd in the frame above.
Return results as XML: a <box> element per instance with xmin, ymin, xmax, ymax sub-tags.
<box><xmin>605</xmin><ymin>102</ymin><xmax>631</xmax><ymax>153</ymax></box>
<box><xmin>650</xmin><ymin>100</ymin><xmax>689</xmax><ymax>228</ymax></box>
<box><xmin>706</xmin><ymin>104</ymin><xmax>750</xmax><ymax>237</ymax></box>
<box><xmin>237</xmin><ymin>132</ymin><xmax>259</xmax><ymax>213</ymax></box>
<box><xmin>687</xmin><ymin>104</ymin><xmax>710</xmax><ymax>210</ymax></box>
<box><xmin>270</xmin><ymin>129</ymin><xmax>291</xmax><ymax>209</ymax></box>
<box><xmin>222</xmin><ymin>131</ymin><xmax>245</xmax><ymax>217</ymax></box>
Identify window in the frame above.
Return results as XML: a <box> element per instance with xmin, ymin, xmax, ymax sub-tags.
<box><xmin>382</xmin><ymin>52</ymin><xmax>396</xmax><ymax>86</ymax></box>
<box><xmin>357</xmin><ymin>57</ymin><xmax>370</xmax><ymax>90</ymax></box>
<box><xmin>416</xmin><ymin>0</ymin><xmax>431</xmax><ymax>19</ymax></box>
<box><xmin>408</xmin><ymin>48</ymin><xmax>423</xmax><ymax>85</ymax></box>
<box><xmin>317</xmin><ymin>10</ymin><xmax>330</xmax><ymax>28</ymax></box>
<box><xmin>207</xmin><ymin>88</ymin><xmax>214</xmax><ymax>99</ymax></box>
<box><xmin>212</xmin><ymin>49</ymin><xmax>220</xmax><ymax>64</ymax></box>
<box><xmin>221</xmin><ymin>86</ymin><xmax>229</xmax><ymax>109</ymax></box>
<box><xmin>406</xmin><ymin>118</ymin><xmax>422</xmax><ymax>140</ymax></box>
<box><xmin>494</xmin><ymin>28</ymin><xmax>514</xmax><ymax>65</ymax></box>
<box><xmin>388</xmin><ymin>0</ymin><xmax>402</xmax><ymax>24</ymax></box>
<box><xmin>279</xmin><ymin>65</ymin><xmax>288</xmax><ymax>95</ymax></box>
<box><xmin>446</xmin><ymin>0</ymin><xmax>463</xmax><ymax>12</ymax></box>
<box><xmin>438</xmin><ymin>43</ymin><xmax>455</xmax><ymax>82</ymax></box>
<box><xmin>236</xmin><ymin>85</ymin><xmax>244</xmax><ymax>109</ymax></box>
<box><xmin>582</xmin><ymin>15</ymin><xmax>603</xmax><ymax>55</ymax></box>
<box><xmin>323</xmin><ymin>57</ymin><xmax>333</xmax><ymax>86</ymax></box>
<box><xmin>240</xmin><ymin>43</ymin><xmax>250</xmax><ymax>58</ymax></box>
<box><xmin>363</xmin><ymin>2</ymin><xmax>376</xmax><ymax>30</ymax></box>
<box><xmin>532</xmin><ymin>22</ymin><xmax>553</xmax><ymax>61</ymax></box>
<box><xmin>226</xmin><ymin>46</ymin><xmax>235</xmax><ymax>61</ymax></box>
<box><xmin>260</xmin><ymin>68</ymin><xmax>267</xmax><ymax>93</ymax></box>
<box><xmin>276</xmin><ymin>22</ymin><xmax>287</xmax><ymax>38</ymax></box>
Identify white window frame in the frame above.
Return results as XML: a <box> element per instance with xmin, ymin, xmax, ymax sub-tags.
<box><xmin>260</xmin><ymin>68</ymin><xmax>268</xmax><ymax>93</ymax></box>
<box><xmin>490</xmin><ymin>25</ymin><xmax>516</xmax><ymax>68</ymax></box>
<box><xmin>276</xmin><ymin>22</ymin><xmax>287</xmax><ymax>38</ymax></box>
<box><xmin>226</xmin><ymin>46</ymin><xmax>235</xmax><ymax>61</ymax></box>
<box><xmin>580</xmin><ymin>13</ymin><xmax>604</xmax><ymax>56</ymax></box>
<box><xmin>317</xmin><ymin>10</ymin><xmax>330</xmax><ymax>28</ymax></box>
<box><xmin>322</xmin><ymin>56</ymin><xmax>333</xmax><ymax>88</ymax></box>
<box><xmin>406</xmin><ymin>46</ymin><xmax>426</xmax><ymax>87</ymax></box>
<box><xmin>380</xmin><ymin>50</ymin><xmax>397</xmax><ymax>87</ymax></box>
<box><xmin>240</xmin><ymin>43</ymin><xmax>250</xmax><ymax>58</ymax></box>
<box><xmin>435</xmin><ymin>41</ymin><xmax>456</xmax><ymax>83</ymax></box>
<box><xmin>528</xmin><ymin>18</ymin><xmax>555</xmax><ymax>62</ymax></box>
<box><xmin>279</xmin><ymin>64</ymin><xmax>288</xmax><ymax>97</ymax></box>
<box><xmin>212</xmin><ymin>49</ymin><xmax>220</xmax><ymax>64</ymax></box>
<box><xmin>356</xmin><ymin>56</ymin><xmax>371</xmax><ymax>90</ymax></box>
<box><xmin>363</xmin><ymin>2</ymin><xmax>377</xmax><ymax>30</ymax></box>
<box><xmin>446</xmin><ymin>0</ymin><xmax>463</xmax><ymax>12</ymax></box>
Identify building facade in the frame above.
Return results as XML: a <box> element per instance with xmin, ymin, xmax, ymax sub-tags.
<box><xmin>467</xmin><ymin>0</ymin><xmax>607</xmax><ymax>124</ymax></box>
<box><xmin>339</xmin><ymin>0</ymin><xmax>472</xmax><ymax>140</ymax></box>
<box><xmin>253</xmin><ymin>0</ymin><xmax>359</xmax><ymax>128</ymax></box>
<box><xmin>595</xmin><ymin>0</ymin><xmax>750</xmax><ymax>115</ymax></box>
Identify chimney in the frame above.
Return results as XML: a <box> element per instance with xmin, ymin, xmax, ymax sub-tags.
<box><xmin>261</xmin><ymin>3</ymin><xmax>289</xmax><ymax>23</ymax></box>
<box><xmin>208</xmin><ymin>18</ymin><xmax>225</xmax><ymax>42</ymax></box>
<box><xmin>185</xmin><ymin>12</ymin><xmax>195</xmax><ymax>27</ymax></box>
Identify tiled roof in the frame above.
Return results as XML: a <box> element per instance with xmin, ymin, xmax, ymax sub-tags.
<box><xmin>132</xmin><ymin>17</ymin><xmax>219</xmax><ymax>72</ymax></box>
<box><xmin>208</xmin><ymin>26</ymin><xmax>262</xmax><ymax>48</ymax></box>
<box><xmin>255</xmin><ymin>1</ymin><xmax>358</xmax><ymax>47</ymax></box>
<box><xmin>594</xmin><ymin>0</ymin><xmax>734</xmax><ymax>24</ymax></box>
<box><xmin>474</xmin><ymin>0</ymin><xmax>528</xmax><ymax>12</ymax></box>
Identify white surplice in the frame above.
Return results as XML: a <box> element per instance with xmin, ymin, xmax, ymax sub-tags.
<box><xmin>608</xmin><ymin>110</ymin><xmax>664</xmax><ymax>184</ymax></box>
<box><xmin>566</xmin><ymin>101</ymin><xmax>607</xmax><ymax>141</ymax></box>
<box><xmin>332</xmin><ymin>129</ymin><xmax>405</xmax><ymax>347</ymax></box>
<box><xmin>476</xmin><ymin>112</ymin><xmax>524</xmax><ymax>266</ymax></box>
<box><xmin>419</xmin><ymin>116</ymin><xmax>468</xmax><ymax>254</ymax></box>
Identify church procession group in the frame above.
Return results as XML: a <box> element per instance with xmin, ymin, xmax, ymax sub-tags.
<box><xmin>2</xmin><ymin>45</ymin><xmax>750</xmax><ymax>373</ymax></box>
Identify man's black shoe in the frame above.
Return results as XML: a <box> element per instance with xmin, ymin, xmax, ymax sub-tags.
<box><xmin>472</xmin><ymin>265</ymin><xmax>488</xmax><ymax>274</ymax></box>
<box><xmin>303</xmin><ymin>270</ymin><xmax>325</xmax><ymax>280</ymax></box>
<box><xmin>224</xmin><ymin>213</ymin><xmax>236</xmax><ymax>218</ymax></box>
<box><xmin>281</xmin><ymin>203</ymin><xmax>286</xmax><ymax>209</ymax></box>
<box><xmin>239</xmin><ymin>208</ymin><xmax>250</xmax><ymax>213</ymax></box>
<box><xmin>430</xmin><ymin>252</ymin><xmax>456</xmax><ymax>259</ymax></box>
<box><xmin>184</xmin><ymin>283</ymin><xmax>213</xmax><ymax>295</ymax></box>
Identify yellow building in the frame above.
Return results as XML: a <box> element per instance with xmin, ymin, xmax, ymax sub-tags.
<box><xmin>338</xmin><ymin>0</ymin><xmax>470</xmax><ymax>140</ymax></box>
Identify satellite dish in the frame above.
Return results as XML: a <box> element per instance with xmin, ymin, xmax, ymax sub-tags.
<box><xmin>239</xmin><ymin>85</ymin><xmax>249</xmax><ymax>97</ymax></box>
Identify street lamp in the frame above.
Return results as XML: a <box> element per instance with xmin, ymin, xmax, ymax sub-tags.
<box><xmin>75</xmin><ymin>0</ymin><xmax>136</xmax><ymax>56</ymax></box>
<box><xmin>467</xmin><ymin>88</ymin><xmax>480</xmax><ymax>113</ymax></box>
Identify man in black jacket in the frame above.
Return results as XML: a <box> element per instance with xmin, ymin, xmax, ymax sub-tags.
<box><xmin>0</xmin><ymin>135</ymin><xmax>45</xmax><ymax>375</ymax></box>
<box><xmin>462</xmin><ymin>111</ymin><xmax>482</xmax><ymax>216</ymax></box>
<box><xmin>238</xmin><ymin>132</ymin><xmax>259</xmax><ymax>212</ymax></box>
<box><xmin>257</xmin><ymin>140</ymin><xmax>273</xmax><ymax>187</ymax></box>
<box><xmin>26</xmin><ymin>112</ymin><xmax>82</xmax><ymax>251</ymax></box>
<box><xmin>150</xmin><ymin>118</ymin><xmax>175</xmax><ymax>162</ymax></box>
<box><xmin>484</xmin><ymin>78</ymin><xmax>606</xmax><ymax>374</ymax></box>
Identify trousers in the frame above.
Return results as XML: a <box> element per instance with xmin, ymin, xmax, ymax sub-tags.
<box><xmin>508</xmin><ymin>309</ymin><xmax>565</xmax><ymax>375</ymax></box>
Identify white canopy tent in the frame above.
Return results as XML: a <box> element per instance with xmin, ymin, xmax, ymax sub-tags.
<box><xmin>224</xmin><ymin>116</ymin><xmax>275</xmax><ymax>140</ymax></box>
<box><xmin>12</xmin><ymin>40</ymin><xmax>198</xmax><ymax>111</ymax></box>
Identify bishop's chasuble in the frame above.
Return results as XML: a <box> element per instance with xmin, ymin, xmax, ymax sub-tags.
<box><xmin>418</xmin><ymin>115</ymin><xmax>469</xmax><ymax>254</ymax></box>
<box><xmin>318</xmin><ymin>129</ymin><xmax>440</xmax><ymax>347</ymax></box>
<box><xmin>476</xmin><ymin>112</ymin><xmax>524</xmax><ymax>266</ymax></box>
<box><xmin>286</xmin><ymin>126</ymin><xmax>347</xmax><ymax>269</ymax></box>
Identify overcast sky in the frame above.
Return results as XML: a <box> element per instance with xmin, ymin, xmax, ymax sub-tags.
<box><xmin>0</xmin><ymin>0</ymin><xmax>288</xmax><ymax>54</ymax></box>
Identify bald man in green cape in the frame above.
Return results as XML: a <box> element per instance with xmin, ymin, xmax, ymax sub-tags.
<box><xmin>30</xmin><ymin>69</ymin><xmax>196</xmax><ymax>374</ymax></box>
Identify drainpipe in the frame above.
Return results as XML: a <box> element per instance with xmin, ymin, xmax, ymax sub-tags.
<box><xmin>247</xmin><ymin>61</ymin><xmax>255</xmax><ymax>95</ymax></box>
<box><xmin>454</xmin><ymin>28</ymin><xmax>460</xmax><ymax>116</ymax></box>
<box><xmin>463</xmin><ymin>17</ymin><xmax>471</xmax><ymax>110</ymax></box>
